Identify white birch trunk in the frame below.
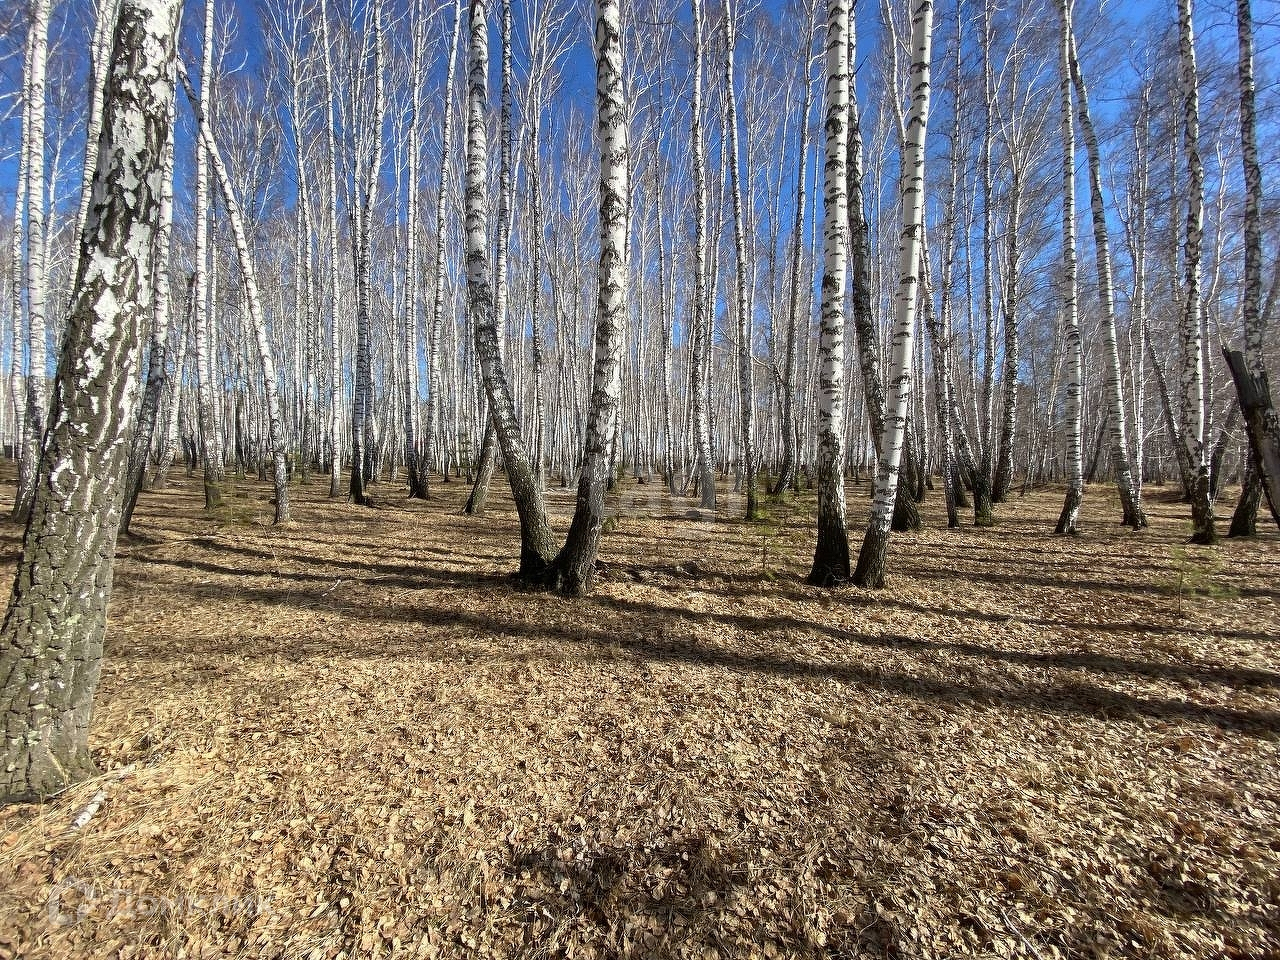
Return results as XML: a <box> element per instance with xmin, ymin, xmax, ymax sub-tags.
<box><xmin>180</xmin><ymin>62</ymin><xmax>291</xmax><ymax>524</ymax></box>
<box><xmin>807</xmin><ymin>0</ymin><xmax>852</xmax><ymax>586</ymax></box>
<box><xmin>723</xmin><ymin>0</ymin><xmax>756</xmax><ymax>519</ymax></box>
<box><xmin>0</xmin><ymin>0</ymin><xmax>181</xmax><ymax>803</ymax></box>
<box><xmin>1055</xmin><ymin>0</ymin><xmax>1083</xmax><ymax>534</ymax></box>
<box><xmin>689</xmin><ymin>0</ymin><xmax>716</xmax><ymax>510</ymax></box>
<box><xmin>549</xmin><ymin>0</ymin><xmax>628</xmax><ymax>596</ymax></box>
<box><xmin>193</xmin><ymin>0</ymin><xmax>225</xmax><ymax>509</ymax></box>
<box><xmin>852</xmin><ymin>0</ymin><xmax>933</xmax><ymax>588</ymax></box>
<box><xmin>464</xmin><ymin>0</ymin><xmax>556</xmax><ymax>574</ymax></box>
<box><xmin>425</xmin><ymin>0</ymin><xmax>464</xmax><ymax>496</ymax></box>
<box><xmin>13</xmin><ymin>0</ymin><xmax>52</xmax><ymax>523</ymax></box>
<box><xmin>1066</xmin><ymin>12</ymin><xmax>1146</xmax><ymax>528</ymax></box>
<box><xmin>1176</xmin><ymin>0</ymin><xmax>1215</xmax><ymax>544</ymax></box>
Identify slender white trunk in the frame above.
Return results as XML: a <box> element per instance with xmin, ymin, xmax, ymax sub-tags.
<box><xmin>853</xmin><ymin>0</ymin><xmax>933</xmax><ymax>588</ymax></box>
<box><xmin>193</xmin><ymin>0</ymin><xmax>225</xmax><ymax>509</ymax></box>
<box><xmin>807</xmin><ymin>0</ymin><xmax>852</xmax><ymax>586</ymax></box>
<box><xmin>425</xmin><ymin>0</ymin><xmax>464</xmax><ymax>494</ymax></box>
<box><xmin>13</xmin><ymin>0</ymin><xmax>52</xmax><ymax>522</ymax></box>
<box><xmin>1066</xmin><ymin>11</ymin><xmax>1146</xmax><ymax>528</ymax></box>
<box><xmin>723</xmin><ymin>0</ymin><xmax>756</xmax><ymax>519</ymax></box>
<box><xmin>773</xmin><ymin>1</ymin><xmax>817</xmax><ymax>495</ymax></box>
<box><xmin>465</xmin><ymin>0</ymin><xmax>555</xmax><ymax>574</ymax></box>
<box><xmin>550</xmin><ymin>0</ymin><xmax>628</xmax><ymax>596</ymax></box>
<box><xmin>689</xmin><ymin>0</ymin><xmax>715</xmax><ymax>510</ymax></box>
<box><xmin>319</xmin><ymin>2</ymin><xmax>343</xmax><ymax>497</ymax></box>
<box><xmin>1177</xmin><ymin>0</ymin><xmax>1214</xmax><ymax>543</ymax></box>
<box><xmin>1055</xmin><ymin>0</ymin><xmax>1083</xmax><ymax>534</ymax></box>
<box><xmin>180</xmin><ymin>62</ymin><xmax>291</xmax><ymax>524</ymax></box>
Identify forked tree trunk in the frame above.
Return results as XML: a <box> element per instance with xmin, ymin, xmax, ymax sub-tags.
<box><xmin>853</xmin><ymin>0</ymin><xmax>933</xmax><ymax>588</ymax></box>
<box><xmin>0</xmin><ymin>0</ymin><xmax>180</xmax><ymax>804</ymax></box>
<box><xmin>1228</xmin><ymin>0</ymin><xmax>1279</xmax><ymax>535</ymax></box>
<box><xmin>464</xmin><ymin>0</ymin><xmax>556</xmax><ymax>574</ymax></box>
<box><xmin>1225</xmin><ymin>350</ymin><xmax>1280</xmax><ymax>530</ymax></box>
<box><xmin>1066</xmin><ymin>6</ymin><xmax>1146</xmax><ymax>529</ymax></box>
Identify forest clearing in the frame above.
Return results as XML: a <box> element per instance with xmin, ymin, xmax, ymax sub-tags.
<box><xmin>2</xmin><ymin>475</ymin><xmax>1278</xmax><ymax>959</ymax></box>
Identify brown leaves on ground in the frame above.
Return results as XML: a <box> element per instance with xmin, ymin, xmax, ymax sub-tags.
<box><xmin>1</xmin><ymin>475</ymin><xmax>1278</xmax><ymax>960</ymax></box>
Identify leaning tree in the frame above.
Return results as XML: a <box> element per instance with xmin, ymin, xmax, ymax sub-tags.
<box><xmin>0</xmin><ymin>0</ymin><xmax>182</xmax><ymax>804</ymax></box>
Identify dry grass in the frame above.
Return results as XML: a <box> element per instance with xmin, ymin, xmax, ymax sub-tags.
<box><xmin>1</xmin><ymin>469</ymin><xmax>1278</xmax><ymax>959</ymax></box>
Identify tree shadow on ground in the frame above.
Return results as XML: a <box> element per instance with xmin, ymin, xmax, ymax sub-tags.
<box><xmin>126</xmin><ymin>549</ymin><xmax>1280</xmax><ymax>739</ymax></box>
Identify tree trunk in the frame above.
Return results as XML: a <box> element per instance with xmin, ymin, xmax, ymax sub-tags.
<box><xmin>193</xmin><ymin>0</ymin><xmax>224</xmax><ymax>510</ymax></box>
<box><xmin>772</xmin><ymin>1</ymin><xmax>817</xmax><ymax>497</ymax></box>
<box><xmin>0</xmin><ymin>0</ymin><xmax>179</xmax><ymax>804</ymax></box>
<box><xmin>1056</xmin><ymin>0</ymin><xmax>1083</xmax><ymax>535</ymax></box>
<box><xmin>1176</xmin><ymin>0</ymin><xmax>1215</xmax><ymax>545</ymax></box>
<box><xmin>1066</xmin><ymin>7</ymin><xmax>1146</xmax><ymax>529</ymax></box>
<box><xmin>181</xmin><ymin>63</ymin><xmax>291</xmax><ymax>523</ymax></box>
<box><xmin>853</xmin><ymin>0</ymin><xmax>933</xmax><ymax>588</ymax></box>
<box><xmin>808</xmin><ymin>0</ymin><xmax>853</xmax><ymax>587</ymax></box>
<box><xmin>121</xmin><ymin>93</ymin><xmax>176</xmax><ymax>534</ymax></box>
<box><xmin>464</xmin><ymin>0</ymin><xmax>556</xmax><ymax>574</ymax></box>
<box><xmin>689</xmin><ymin>0</ymin><xmax>716</xmax><ymax>511</ymax></box>
<box><xmin>424</xmin><ymin>0</ymin><xmax>464</xmax><ymax>499</ymax></box>
<box><xmin>545</xmin><ymin>0</ymin><xmax>627</xmax><ymax>596</ymax></box>
<box><xmin>13</xmin><ymin>0</ymin><xmax>52</xmax><ymax>524</ymax></box>
<box><xmin>1228</xmin><ymin>0</ymin><xmax>1275</xmax><ymax>535</ymax></box>
<box><xmin>1224</xmin><ymin>349</ymin><xmax>1280</xmax><ymax>530</ymax></box>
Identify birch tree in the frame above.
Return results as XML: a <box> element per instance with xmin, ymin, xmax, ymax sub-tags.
<box><xmin>1175</xmin><ymin>0</ymin><xmax>1214</xmax><ymax>544</ymax></box>
<box><xmin>1225</xmin><ymin>0</ymin><xmax>1280</xmax><ymax>533</ymax></box>
<box><xmin>465</xmin><ymin>0</ymin><xmax>556</xmax><ymax>575</ymax></box>
<box><xmin>1065</xmin><ymin>5</ymin><xmax>1146</xmax><ymax>529</ymax></box>
<box><xmin>852</xmin><ymin>0</ymin><xmax>932</xmax><ymax>588</ymax></box>
<box><xmin>771</xmin><ymin>0</ymin><xmax>817</xmax><ymax>496</ymax></box>
<box><xmin>424</xmin><ymin>0</ymin><xmax>464</xmax><ymax>499</ymax></box>
<box><xmin>12</xmin><ymin>0</ymin><xmax>52</xmax><ymax>523</ymax></box>
<box><xmin>1054</xmin><ymin>0</ymin><xmax>1082</xmax><ymax>534</ymax></box>
<box><xmin>688</xmin><ymin>0</ymin><xmax>716</xmax><ymax>511</ymax></box>
<box><xmin>545</xmin><ymin>0</ymin><xmax>627</xmax><ymax>596</ymax></box>
<box><xmin>120</xmin><ymin>89</ymin><xmax>176</xmax><ymax>534</ymax></box>
<box><xmin>193</xmin><ymin>0</ymin><xmax>224</xmax><ymax>509</ymax></box>
<box><xmin>807</xmin><ymin>0</ymin><xmax>852</xmax><ymax>587</ymax></box>
<box><xmin>0</xmin><ymin>0</ymin><xmax>181</xmax><ymax>803</ymax></box>
<box><xmin>723</xmin><ymin>0</ymin><xmax>757</xmax><ymax>520</ymax></box>
<box><xmin>180</xmin><ymin>61</ymin><xmax>291</xmax><ymax>523</ymax></box>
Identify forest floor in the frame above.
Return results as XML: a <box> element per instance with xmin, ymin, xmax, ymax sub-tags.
<box><xmin>1</xmin><ymin>469</ymin><xmax>1279</xmax><ymax>960</ymax></box>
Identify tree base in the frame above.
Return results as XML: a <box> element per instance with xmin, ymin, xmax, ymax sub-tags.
<box><xmin>1</xmin><ymin>746</ymin><xmax>99</xmax><ymax>806</ymax></box>
<box><xmin>852</xmin><ymin>524</ymin><xmax>889</xmax><ymax>588</ymax></box>
<box><xmin>891</xmin><ymin>493</ymin><xmax>922</xmax><ymax>532</ymax></box>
